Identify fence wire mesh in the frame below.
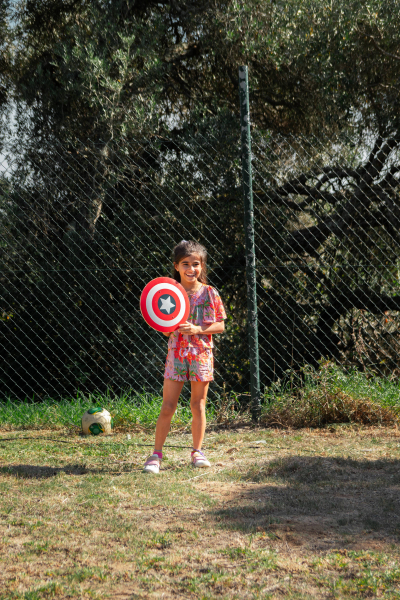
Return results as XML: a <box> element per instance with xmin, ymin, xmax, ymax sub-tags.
<box><xmin>0</xmin><ymin>125</ymin><xmax>249</xmax><ymax>400</ymax></box>
<box><xmin>252</xmin><ymin>130</ymin><xmax>400</xmax><ymax>387</ymax></box>
<box><xmin>1</xmin><ymin>124</ymin><xmax>400</xmax><ymax>401</ymax></box>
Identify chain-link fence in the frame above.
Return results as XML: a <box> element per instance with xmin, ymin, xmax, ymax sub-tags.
<box><xmin>253</xmin><ymin>129</ymin><xmax>400</xmax><ymax>388</ymax></box>
<box><xmin>1</xmin><ymin>117</ymin><xmax>400</xmax><ymax>401</ymax></box>
<box><xmin>0</xmin><ymin>122</ymin><xmax>249</xmax><ymax>401</ymax></box>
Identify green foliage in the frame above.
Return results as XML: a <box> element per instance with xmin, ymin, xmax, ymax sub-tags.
<box><xmin>9</xmin><ymin>0</ymin><xmax>163</xmax><ymax>142</ymax></box>
<box><xmin>225</xmin><ymin>0</ymin><xmax>400</xmax><ymax>133</ymax></box>
<box><xmin>6</xmin><ymin>0</ymin><xmax>400</xmax><ymax>140</ymax></box>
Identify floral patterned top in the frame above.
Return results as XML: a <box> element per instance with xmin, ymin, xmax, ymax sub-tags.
<box><xmin>168</xmin><ymin>285</ymin><xmax>226</xmax><ymax>351</ymax></box>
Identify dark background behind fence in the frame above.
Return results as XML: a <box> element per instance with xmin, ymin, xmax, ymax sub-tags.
<box><xmin>2</xmin><ymin>0</ymin><xmax>400</xmax><ymax>403</ymax></box>
<box><xmin>1</xmin><ymin>122</ymin><xmax>400</xmax><ymax>401</ymax></box>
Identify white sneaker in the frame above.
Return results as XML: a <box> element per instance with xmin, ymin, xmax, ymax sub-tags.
<box><xmin>191</xmin><ymin>450</ymin><xmax>211</xmax><ymax>468</ymax></box>
<box><xmin>143</xmin><ymin>454</ymin><xmax>161</xmax><ymax>474</ymax></box>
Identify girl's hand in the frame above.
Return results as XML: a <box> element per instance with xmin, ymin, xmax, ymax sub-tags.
<box><xmin>177</xmin><ymin>322</ymin><xmax>201</xmax><ymax>335</ymax></box>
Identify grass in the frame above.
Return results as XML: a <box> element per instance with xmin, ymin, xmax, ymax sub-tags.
<box><xmin>0</xmin><ymin>366</ymin><xmax>400</xmax><ymax>598</ymax></box>
<box><xmin>1</xmin><ymin>363</ymin><xmax>400</xmax><ymax>433</ymax></box>
<box><xmin>0</xmin><ymin>388</ymin><xmax>242</xmax><ymax>432</ymax></box>
<box><xmin>1</xmin><ymin>426</ymin><xmax>400</xmax><ymax>598</ymax></box>
<box><xmin>261</xmin><ymin>362</ymin><xmax>400</xmax><ymax>428</ymax></box>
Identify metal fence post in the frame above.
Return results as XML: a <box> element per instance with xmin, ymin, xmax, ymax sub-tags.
<box><xmin>239</xmin><ymin>65</ymin><xmax>261</xmax><ymax>421</ymax></box>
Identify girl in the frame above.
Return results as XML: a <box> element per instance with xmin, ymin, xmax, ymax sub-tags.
<box><xmin>143</xmin><ymin>240</ymin><xmax>226</xmax><ymax>474</ymax></box>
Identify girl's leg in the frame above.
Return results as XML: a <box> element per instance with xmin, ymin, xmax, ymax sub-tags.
<box><xmin>190</xmin><ymin>381</ymin><xmax>209</xmax><ymax>450</ymax></box>
<box><xmin>154</xmin><ymin>379</ymin><xmax>184</xmax><ymax>451</ymax></box>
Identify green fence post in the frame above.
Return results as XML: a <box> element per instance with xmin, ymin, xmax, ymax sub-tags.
<box><xmin>239</xmin><ymin>65</ymin><xmax>261</xmax><ymax>422</ymax></box>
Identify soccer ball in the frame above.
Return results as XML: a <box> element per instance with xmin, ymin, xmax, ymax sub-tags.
<box><xmin>81</xmin><ymin>407</ymin><xmax>113</xmax><ymax>435</ymax></box>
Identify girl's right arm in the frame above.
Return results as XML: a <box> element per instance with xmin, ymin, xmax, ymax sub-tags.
<box><xmin>163</xmin><ymin>332</ymin><xmax>171</xmax><ymax>337</ymax></box>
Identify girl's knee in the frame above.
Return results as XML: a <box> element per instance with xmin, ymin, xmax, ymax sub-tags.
<box><xmin>160</xmin><ymin>401</ymin><xmax>177</xmax><ymax>418</ymax></box>
<box><xmin>190</xmin><ymin>399</ymin><xmax>206</xmax><ymax>414</ymax></box>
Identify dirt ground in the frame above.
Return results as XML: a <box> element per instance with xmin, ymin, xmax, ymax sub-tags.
<box><xmin>0</xmin><ymin>425</ymin><xmax>400</xmax><ymax>599</ymax></box>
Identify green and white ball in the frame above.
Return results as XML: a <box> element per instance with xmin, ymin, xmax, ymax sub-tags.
<box><xmin>81</xmin><ymin>407</ymin><xmax>113</xmax><ymax>435</ymax></box>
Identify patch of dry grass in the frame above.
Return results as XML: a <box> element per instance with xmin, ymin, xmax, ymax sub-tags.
<box><xmin>0</xmin><ymin>426</ymin><xmax>400</xmax><ymax>598</ymax></box>
<box><xmin>261</xmin><ymin>362</ymin><xmax>400</xmax><ymax>428</ymax></box>
<box><xmin>261</xmin><ymin>388</ymin><xmax>399</xmax><ymax>428</ymax></box>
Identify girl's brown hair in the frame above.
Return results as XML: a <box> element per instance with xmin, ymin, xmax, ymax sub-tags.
<box><xmin>172</xmin><ymin>240</ymin><xmax>208</xmax><ymax>284</ymax></box>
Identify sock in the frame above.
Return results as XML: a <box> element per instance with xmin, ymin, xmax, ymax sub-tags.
<box><xmin>153</xmin><ymin>451</ymin><xmax>162</xmax><ymax>459</ymax></box>
<box><xmin>191</xmin><ymin>448</ymin><xmax>201</xmax><ymax>455</ymax></box>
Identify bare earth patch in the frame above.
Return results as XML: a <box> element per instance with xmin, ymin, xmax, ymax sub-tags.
<box><xmin>0</xmin><ymin>426</ymin><xmax>400</xmax><ymax>598</ymax></box>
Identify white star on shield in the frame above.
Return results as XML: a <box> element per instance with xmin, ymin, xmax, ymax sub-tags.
<box><xmin>159</xmin><ymin>295</ymin><xmax>175</xmax><ymax>314</ymax></box>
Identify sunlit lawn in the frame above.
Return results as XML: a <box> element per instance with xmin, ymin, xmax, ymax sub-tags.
<box><xmin>1</xmin><ymin>425</ymin><xmax>400</xmax><ymax>599</ymax></box>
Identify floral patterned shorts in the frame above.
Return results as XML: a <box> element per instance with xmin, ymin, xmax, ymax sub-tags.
<box><xmin>164</xmin><ymin>348</ymin><xmax>214</xmax><ymax>382</ymax></box>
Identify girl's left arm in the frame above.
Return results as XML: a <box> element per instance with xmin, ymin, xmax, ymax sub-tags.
<box><xmin>177</xmin><ymin>321</ymin><xmax>225</xmax><ymax>335</ymax></box>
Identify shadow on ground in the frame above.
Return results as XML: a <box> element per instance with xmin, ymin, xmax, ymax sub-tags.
<box><xmin>0</xmin><ymin>464</ymin><xmax>91</xmax><ymax>478</ymax></box>
<box><xmin>212</xmin><ymin>455</ymin><xmax>400</xmax><ymax>550</ymax></box>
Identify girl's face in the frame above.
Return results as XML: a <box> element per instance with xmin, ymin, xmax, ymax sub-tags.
<box><xmin>174</xmin><ymin>253</ymin><xmax>203</xmax><ymax>286</ymax></box>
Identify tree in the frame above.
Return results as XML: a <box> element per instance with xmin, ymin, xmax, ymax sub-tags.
<box><xmin>1</xmin><ymin>0</ymin><xmax>400</xmax><ymax>398</ymax></box>
<box><xmin>7</xmin><ymin>0</ymin><xmax>400</xmax><ymax>141</ymax></box>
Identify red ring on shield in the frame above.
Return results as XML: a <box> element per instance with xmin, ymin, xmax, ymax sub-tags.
<box><xmin>140</xmin><ymin>277</ymin><xmax>190</xmax><ymax>332</ymax></box>
<box><xmin>151</xmin><ymin>289</ymin><xmax>180</xmax><ymax>321</ymax></box>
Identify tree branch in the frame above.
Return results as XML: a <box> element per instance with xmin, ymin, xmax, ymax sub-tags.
<box><xmin>284</xmin><ymin>198</ymin><xmax>400</xmax><ymax>255</ymax></box>
<box><xmin>319</xmin><ymin>289</ymin><xmax>400</xmax><ymax>330</ymax></box>
<box><xmin>359</xmin><ymin>137</ymin><xmax>399</xmax><ymax>182</ymax></box>
<box><xmin>164</xmin><ymin>42</ymin><xmax>202</xmax><ymax>63</ymax></box>
<box><xmin>369</xmin><ymin>36</ymin><xmax>400</xmax><ymax>62</ymax></box>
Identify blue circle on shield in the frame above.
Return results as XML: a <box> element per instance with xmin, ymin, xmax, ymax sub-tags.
<box><xmin>158</xmin><ymin>294</ymin><xmax>176</xmax><ymax>315</ymax></box>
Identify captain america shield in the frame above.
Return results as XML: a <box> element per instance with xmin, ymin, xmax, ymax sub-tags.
<box><xmin>140</xmin><ymin>277</ymin><xmax>190</xmax><ymax>332</ymax></box>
